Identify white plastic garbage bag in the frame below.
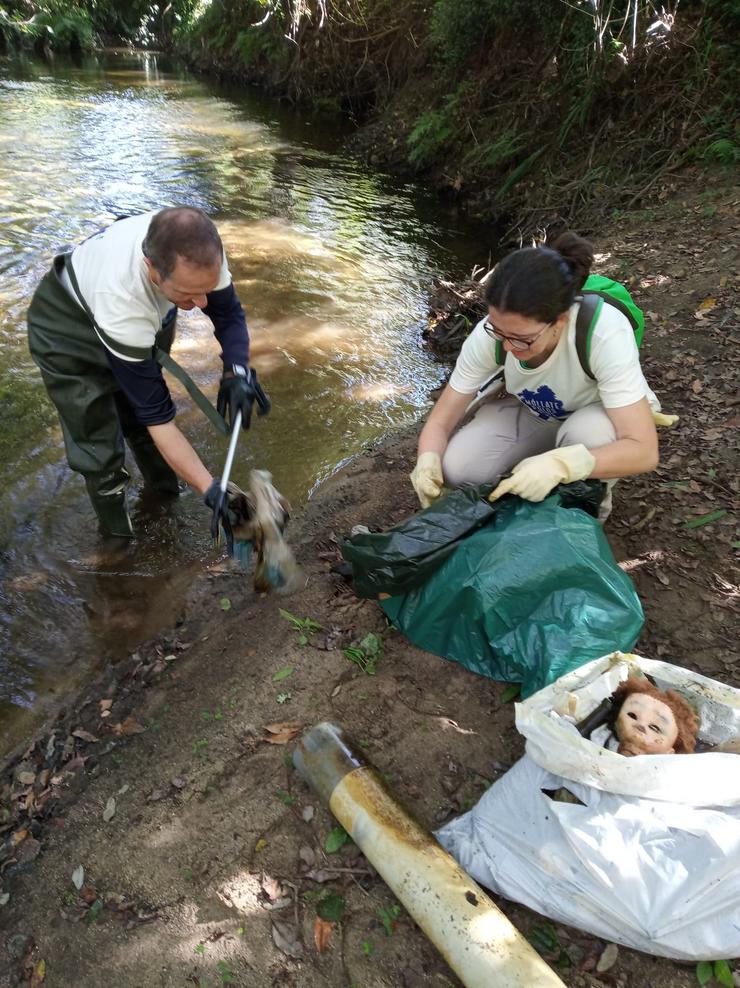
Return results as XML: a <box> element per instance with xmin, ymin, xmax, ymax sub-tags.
<box><xmin>437</xmin><ymin>652</ymin><xmax>740</xmax><ymax>960</ymax></box>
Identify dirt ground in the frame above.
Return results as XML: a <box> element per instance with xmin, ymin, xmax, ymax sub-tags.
<box><xmin>1</xmin><ymin>166</ymin><xmax>738</xmax><ymax>988</ymax></box>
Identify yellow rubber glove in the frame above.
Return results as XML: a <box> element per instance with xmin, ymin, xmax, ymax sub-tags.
<box><xmin>653</xmin><ymin>410</ymin><xmax>679</xmax><ymax>427</ymax></box>
<box><xmin>410</xmin><ymin>451</ymin><xmax>444</xmax><ymax>509</ymax></box>
<box><xmin>488</xmin><ymin>444</ymin><xmax>596</xmax><ymax>503</ymax></box>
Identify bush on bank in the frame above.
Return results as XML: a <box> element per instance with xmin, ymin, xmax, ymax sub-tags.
<box><xmin>0</xmin><ymin>0</ymin><xmax>94</xmax><ymax>52</ymax></box>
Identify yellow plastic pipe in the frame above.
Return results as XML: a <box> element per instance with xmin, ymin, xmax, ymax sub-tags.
<box><xmin>293</xmin><ymin>722</ymin><xmax>566</xmax><ymax>988</ymax></box>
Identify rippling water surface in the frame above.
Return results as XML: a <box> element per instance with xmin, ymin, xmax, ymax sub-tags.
<box><xmin>0</xmin><ymin>49</ymin><xmax>487</xmax><ymax>750</ymax></box>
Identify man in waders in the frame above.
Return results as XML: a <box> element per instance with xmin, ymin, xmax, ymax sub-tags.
<box><xmin>27</xmin><ymin>206</ymin><xmax>269</xmax><ymax>538</ymax></box>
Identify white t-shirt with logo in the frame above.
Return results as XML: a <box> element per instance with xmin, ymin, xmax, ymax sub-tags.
<box><xmin>448</xmin><ymin>301</ymin><xmax>659</xmax><ymax>420</ymax></box>
<box><xmin>59</xmin><ymin>211</ymin><xmax>231</xmax><ymax>362</ymax></box>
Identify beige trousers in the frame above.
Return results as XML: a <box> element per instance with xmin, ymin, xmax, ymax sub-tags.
<box><xmin>443</xmin><ymin>397</ymin><xmax>617</xmax><ymax>516</ymax></box>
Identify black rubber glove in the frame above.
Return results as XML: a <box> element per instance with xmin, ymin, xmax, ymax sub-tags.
<box><xmin>204</xmin><ymin>479</ymin><xmax>234</xmax><ymax>554</ymax></box>
<box><xmin>216</xmin><ymin>365</ymin><xmax>271</xmax><ymax>430</ymax></box>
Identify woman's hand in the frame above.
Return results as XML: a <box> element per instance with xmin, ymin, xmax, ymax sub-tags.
<box><xmin>411</xmin><ymin>384</ymin><xmax>475</xmax><ymax>508</ymax></box>
<box><xmin>488</xmin><ymin>445</ymin><xmax>595</xmax><ymax>503</ymax></box>
<box><xmin>410</xmin><ymin>451</ymin><xmax>444</xmax><ymax>508</ymax></box>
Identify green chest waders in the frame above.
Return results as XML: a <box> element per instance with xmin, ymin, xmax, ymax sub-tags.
<box><xmin>27</xmin><ymin>253</ymin><xmax>181</xmax><ymax>537</ymax></box>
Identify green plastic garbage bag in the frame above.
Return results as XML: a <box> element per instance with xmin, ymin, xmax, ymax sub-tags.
<box><xmin>342</xmin><ymin>481</ymin><xmax>604</xmax><ymax>600</ymax></box>
<box><xmin>348</xmin><ymin>488</ymin><xmax>643</xmax><ymax>698</ymax></box>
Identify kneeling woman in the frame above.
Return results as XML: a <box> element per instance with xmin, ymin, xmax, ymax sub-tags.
<box><xmin>411</xmin><ymin>232</ymin><xmax>667</xmax><ymax>519</ymax></box>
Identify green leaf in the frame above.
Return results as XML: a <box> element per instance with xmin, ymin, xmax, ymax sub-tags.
<box><xmin>731</xmin><ymin>541</ymin><xmax>740</xmax><ymax>550</ymax></box>
<box><xmin>317</xmin><ymin>891</ymin><xmax>345</xmax><ymax>922</ymax></box>
<box><xmin>273</xmin><ymin>666</ymin><xmax>294</xmax><ymax>682</ymax></box>
<box><xmin>85</xmin><ymin>898</ymin><xmax>104</xmax><ymax>925</ymax></box>
<box><xmin>359</xmin><ymin>633</ymin><xmax>384</xmax><ymax>657</ymax></box>
<box><xmin>297</xmin><ymin>634</ymin><xmax>308</xmax><ymax>646</ymax></box>
<box><xmin>714</xmin><ymin>960</ymin><xmax>734</xmax><ymax>987</ymax></box>
<box><xmin>696</xmin><ymin>961</ymin><xmax>714</xmax><ymax>985</ymax></box>
<box><xmin>528</xmin><ymin>922</ymin><xmax>560</xmax><ymax>955</ymax></box>
<box><xmin>276</xmin><ymin>692</ymin><xmax>291</xmax><ymax>704</ymax></box>
<box><xmin>220</xmin><ymin>597</ymin><xmax>232</xmax><ymax>611</ymax></box>
<box><xmin>194</xmin><ymin>942</ymin><xmax>206</xmax><ymax>954</ymax></box>
<box><xmin>377</xmin><ymin>903</ymin><xmax>401</xmax><ymax>936</ymax></box>
<box><xmin>685</xmin><ymin>509</ymin><xmax>727</xmax><ymax>529</ymax></box>
<box><xmin>361</xmin><ymin>939</ymin><xmax>373</xmax><ymax>956</ymax></box>
<box><xmin>325</xmin><ymin>826</ymin><xmax>350</xmax><ymax>854</ymax></box>
<box><xmin>278</xmin><ymin>608</ymin><xmax>302</xmax><ymax>629</ymax></box>
<box><xmin>501</xmin><ymin>684</ymin><xmax>521</xmax><ymax>703</ymax></box>
<box><xmin>276</xmin><ymin>788</ymin><xmax>296</xmax><ymax>806</ymax></box>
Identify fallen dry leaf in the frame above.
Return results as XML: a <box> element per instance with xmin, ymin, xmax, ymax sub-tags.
<box><xmin>260</xmin><ymin>873</ymin><xmax>283</xmax><ymax>902</ymax></box>
<box><xmin>314</xmin><ymin>917</ymin><xmax>333</xmax><ymax>953</ymax></box>
<box><xmin>436</xmin><ymin>717</ymin><xmax>477</xmax><ymax>736</ymax></box>
<box><xmin>61</xmin><ymin>755</ymin><xmax>87</xmax><ymax>778</ymax></box>
<box><xmin>261</xmin><ymin>721</ymin><xmax>302</xmax><ymax>745</ymax></box>
<box><xmin>14</xmin><ymin>837</ymin><xmax>40</xmax><ymax>865</ymax></box>
<box><xmin>597</xmin><ymin>942</ymin><xmax>619</xmax><ymax>973</ymax></box>
<box><xmin>271</xmin><ymin>918</ymin><xmax>304</xmax><ymax>959</ymax></box>
<box><xmin>17</xmin><ymin>771</ymin><xmax>35</xmax><ymax>786</ymax></box>
<box><xmin>110</xmin><ymin>716</ymin><xmax>146</xmax><ymax>737</ymax></box>
<box><xmin>299</xmin><ymin>845</ymin><xmax>316</xmax><ymax>868</ymax></box>
<box><xmin>72</xmin><ymin>728</ymin><xmax>99</xmax><ymax>743</ymax></box>
<box><xmin>29</xmin><ymin>959</ymin><xmax>45</xmax><ymax>988</ymax></box>
<box><xmin>304</xmin><ymin>868</ymin><xmax>335</xmax><ymax>883</ymax></box>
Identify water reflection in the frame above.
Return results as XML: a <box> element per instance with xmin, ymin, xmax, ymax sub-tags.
<box><xmin>0</xmin><ymin>48</ymin><xmax>485</xmax><ymax>750</ymax></box>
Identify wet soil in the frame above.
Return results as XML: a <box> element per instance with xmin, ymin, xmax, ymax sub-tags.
<box><xmin>0</xmin><ymin>166</ymin><xmax>738</xmax><ymax>988</ymax></box>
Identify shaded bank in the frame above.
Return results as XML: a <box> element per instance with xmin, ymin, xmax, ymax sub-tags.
<box><xmin>171</xmin><ymin>1</ymin><xmax>739</xmax><ymax>233</ymax></box>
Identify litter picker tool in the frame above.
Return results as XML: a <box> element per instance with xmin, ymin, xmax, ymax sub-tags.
<box><xmin>210</xmin><ymin>408</ymin><xmax>242</xmax><ymax>555</ymax></box>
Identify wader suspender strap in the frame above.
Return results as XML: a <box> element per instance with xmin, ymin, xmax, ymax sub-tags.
<box><xmin>154</xmin><ymin>348</ymin><xmax>227</xmax><ymax>434</ymax></box>
<box><xmin>574</xmin><ymin>291</ymin><xmax>640</xmax><ymax>382</ymax></box>
<box><xmin>62</xmin><ymin>253</ymin><xmax>228</xmax><ymax>435</ymax></box>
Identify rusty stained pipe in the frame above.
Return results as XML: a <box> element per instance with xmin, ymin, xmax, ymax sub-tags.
<box><xmin>293</xmin><ymin>721</ymin><xmax>566</xmax><ymax>988</ymax></box>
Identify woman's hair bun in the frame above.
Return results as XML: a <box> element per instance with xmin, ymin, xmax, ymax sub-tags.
<box><xmin>550</xmin><ymin>232</ymin><xmax>594</xmax><ymax>289</ymax></box>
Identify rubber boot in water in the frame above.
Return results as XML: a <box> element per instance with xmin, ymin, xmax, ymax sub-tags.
<box><xmin>85</xmin><ymin>471</ymin><xmax>134</xmax><ymax>538</ymax></box>
<box><xmin>115</xmin><ymin>398</ymin><xmax>180</xmax><ymax>496</ymax></box>
<box><xmin>128</xmin><ymin>436</ymin><xmax>180</xmax><ymax>495</ymax></box>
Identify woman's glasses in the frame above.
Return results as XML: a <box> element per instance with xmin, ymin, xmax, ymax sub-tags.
<box><xmin>483</xmin><ymin>318</ymin><xmax>553</xmax><ymax>351</ymax></box>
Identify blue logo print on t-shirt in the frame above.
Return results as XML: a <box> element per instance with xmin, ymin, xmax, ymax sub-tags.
<box><xmin>517</xmin><ymin>385</ymin><xmax>567</xmax><ymax>420</ymax></box>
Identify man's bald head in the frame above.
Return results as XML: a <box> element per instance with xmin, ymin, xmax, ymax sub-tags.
<box><xmin>143</xmin><ymin>206</ymin><xmax>223</xmax><ymax>280</ymax></box>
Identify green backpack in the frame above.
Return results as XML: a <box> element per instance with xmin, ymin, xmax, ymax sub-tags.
<box><xmin>495</xmin><ymin>274</ymin><xmax>645</xmax><ymax>380</ymax></box>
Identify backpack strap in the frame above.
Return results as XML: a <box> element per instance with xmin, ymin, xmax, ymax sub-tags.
<box><xmin>575</xmin><ymin>290</ymin><xmax>641</xmax><ymax>381</ymax></box>
<box><xmin>574</xmin><ymin>294</ymin><xmax>601</xmax><ymax>381</ymax></box>
<box><xmin>495</xmin><ymin>339</ymin><xmax>504</xmax><ymax>366</ymax></box>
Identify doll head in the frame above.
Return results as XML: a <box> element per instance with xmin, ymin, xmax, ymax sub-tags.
<box><xmin>610</xmin><ymin>677</ymin><xmax>699</xmax><ymax>756</ymax></box>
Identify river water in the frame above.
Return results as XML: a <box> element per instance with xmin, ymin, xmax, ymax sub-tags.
<box><xmin>0</xmin><ymin>48</ymin><xmax>487</xmax><ymax>753</ymax></box>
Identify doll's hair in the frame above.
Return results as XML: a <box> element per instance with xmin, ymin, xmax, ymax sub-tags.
<box><xmin>609</xmin><ymin>676</ymin><xmax>699</xmax><ymax>754</ymax></box>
